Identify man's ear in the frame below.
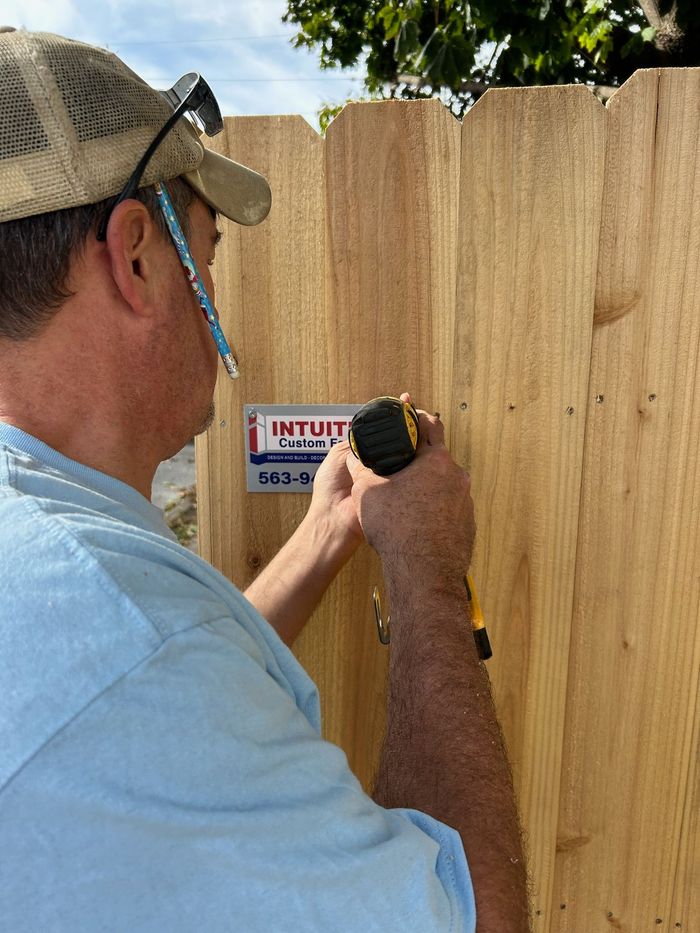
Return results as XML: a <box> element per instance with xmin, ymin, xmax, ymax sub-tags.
<box><xmin>103</xmin><ymin>199</ymin><xmax>164</xmax><ymax>317</ymax></box>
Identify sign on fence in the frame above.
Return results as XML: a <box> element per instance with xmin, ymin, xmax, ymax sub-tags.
<box><xmin>244</xmin><ymin>404</ymin><xmax>358</xmax><ymax>491</ymax></box>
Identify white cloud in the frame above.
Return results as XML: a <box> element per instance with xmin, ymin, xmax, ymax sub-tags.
<box><xmin>2</xmin><ymin>0</ymin><xmax>90</xmax><ymax>35</ymax></box>
<box><xmin>5</xmin><ymin>0</ymin><xmax>367</xmax><ymax>128</ymax></box>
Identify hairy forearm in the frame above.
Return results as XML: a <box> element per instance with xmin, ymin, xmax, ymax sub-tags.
<box><xmin>372</xmin><ymin>563</ymin><xmax>531</xmax><ymax>932</ymax></box>
<box><xmin>244</xmin><ymin>510</ymin><xmax>357</xmax><ymax>647</ymax></box>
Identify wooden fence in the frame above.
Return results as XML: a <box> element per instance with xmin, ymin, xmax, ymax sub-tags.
<box><xmin>196</xmin><ymin>69</ymin><xmax>699</xmax><ymax>932</ymax></box>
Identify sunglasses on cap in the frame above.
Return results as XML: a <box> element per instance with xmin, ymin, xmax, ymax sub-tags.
<box><xmin>96</xmin><ymin>72</ymin><xmax>222</xmax><ymax>242</ymax></box>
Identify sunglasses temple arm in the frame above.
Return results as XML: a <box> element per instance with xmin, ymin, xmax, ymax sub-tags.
<box><xmin>97</xmin><ymin>102</ymin><xmax>190</xmax><ymax>241</ymax></box>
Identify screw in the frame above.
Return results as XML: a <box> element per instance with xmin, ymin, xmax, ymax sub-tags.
<box><xmin>460</xmin><ymin>402</ymin><xmax>469</xmax><ymax>411</ymax></box>
<box><xmin>508</xmin><ymin>403</ymin><xmax>516</xmax><ymax>411</ymax></box>
<box><xmin>566</xmin><ymin>406</ymin><xmax>575</xmax><ymax>415</ymax></box>
<box><xmin>648</xmin><ymin>393</ymin><xmax>657</xmax><ymax>402</ymax></box>
<box><xmin>219</xmin><ymin>420</ymin><xmax>227</xmax><ymax>428</ymax></box>
<box><xmin>595</xmin><ymin>394</ymin><xmax>604</xmax><ymax>404</ymax></box>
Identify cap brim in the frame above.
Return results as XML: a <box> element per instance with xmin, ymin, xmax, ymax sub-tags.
<box><xmin>184</xmin><ymin>146</ymin><xmax>271</xmax><ymax>227</ymax></box>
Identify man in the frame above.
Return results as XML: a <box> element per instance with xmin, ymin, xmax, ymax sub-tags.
<box><xmin>0</xmin><ymin>28</ymin><xmax>530</xmax><ymax>931</ymax></box>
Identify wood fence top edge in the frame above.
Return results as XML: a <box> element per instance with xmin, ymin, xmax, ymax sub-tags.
<box><xmin>219</xmin><ymin>67</ymin><xmax>700</xmax><ymax>128</ymax></box>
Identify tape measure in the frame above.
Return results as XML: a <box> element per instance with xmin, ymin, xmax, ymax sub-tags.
<box><xmin>349</xmin><ymin>396</ymin><xmax>419</xmax><ymax>476</ymax></box>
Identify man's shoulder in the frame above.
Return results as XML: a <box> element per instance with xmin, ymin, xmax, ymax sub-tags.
<box><xmin>0</xmin><ymin>465</ymin><xmax>257</xmax><ymax>791</ymax></box>
<box><xmin>0</xmin><ymin>469</ymin><xmax>233</xmax><ymax>633</ymax></box>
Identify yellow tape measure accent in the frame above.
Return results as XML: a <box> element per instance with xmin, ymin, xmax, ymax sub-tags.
<box><xmin>403</xmin><ymin>403</ymin><xmax>418</xmax><ymax>451</ymax></box>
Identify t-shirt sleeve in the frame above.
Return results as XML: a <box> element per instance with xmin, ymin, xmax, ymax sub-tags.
<box><xmin>1</xmin><ymin>617</ymin><xmax>476</xmax><ymax>933</ymax></box>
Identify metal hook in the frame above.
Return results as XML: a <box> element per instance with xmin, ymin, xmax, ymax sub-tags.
<box><xmin>373</xmin><ymin>586</ymin><xmax>391</xmax><ymax>645</ymax></box>
<box><xmin>372</xmin><ymin>577</ymin><xmax>492</xmax><ymax>659</ymax></box>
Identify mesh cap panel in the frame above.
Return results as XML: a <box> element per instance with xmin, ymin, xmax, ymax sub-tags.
<box><xmin>0</xmin><ymin>30</ymin><xmax>203</xmax><ymax>222</ymax></box>
<box><xmin>0</xmin><ymin>59</ymin><xmax>48</xmax><ymax>155</ymax></box>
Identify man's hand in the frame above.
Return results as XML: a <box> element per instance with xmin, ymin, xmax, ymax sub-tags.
<box><xmin>307</xmin><ymin>439</ymin><xmax>364</xmax><ymax>557</ymax></box>
<box><xmin>345</xmin><ymin>392</ymin><xmax>475</xmax><ymax>583</ymax></box>
<box><xmin>243</xmin><ymin>441</ymin><xmax>362</xmax><ymax>647</ymax></box>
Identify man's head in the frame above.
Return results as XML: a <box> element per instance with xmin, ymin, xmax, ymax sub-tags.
<box><xmin>0</xmin><ymin>27</ymin><xmax>270</xmax><ymax>341</ymax></box>
<box><xmin>0</xmin><ymin>28</ymin><xmax>271</xmax><ymax>492</ymax></box>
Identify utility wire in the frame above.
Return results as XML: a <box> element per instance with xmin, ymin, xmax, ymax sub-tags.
<box><xmin>107</xmin><ymin>34</ymin><xmax>293</xmax><ymax>45</ymax></box>
<box><xmin>144</xmin><ymin>76</ymin><xmax>365</xmax><ymax>83</ymax></box>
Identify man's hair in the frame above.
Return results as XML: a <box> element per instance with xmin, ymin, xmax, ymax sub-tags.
<box><xmin>0</xmin><ymin>177</ymin><xmax>194</xmax><ymax>341</ymax></box>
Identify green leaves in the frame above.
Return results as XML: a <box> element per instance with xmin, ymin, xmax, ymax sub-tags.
<box><xmin>379</xmin><ymin>4</ymin><xmax>402</xmax><ymax>40</ymax></box>
<box><xmin>413</xmin><ymin>26</ymin><xmax>475</xmax><ymax>87</ymax></box>
<box><xmin>395</xmin><ymin>18</ymin><xmax>420</xmax><ymax>58</ymax></box>
<box><xmin>576</xmin><ymin>17</ymin><xmax>613</xmax><ymax>61</ymax></box>
<box><xmin>283</xmin><ymin>0</ymin><xmax>700</xmax><ymax>124</ymax></box>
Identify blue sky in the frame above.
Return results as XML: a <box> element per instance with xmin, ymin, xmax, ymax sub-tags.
<box><xmin>4</xmin><ymin>0</ymin><xmax>368</xmax><ymax>129</ymax></box>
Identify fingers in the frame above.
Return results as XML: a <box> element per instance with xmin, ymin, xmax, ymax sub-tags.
<box><xmin>416</xmin><ymin>410</ymin><xmax>445</xmax><ymax>449</ymax></box>
<box><xmin>345</xmin><ymin>447</ymin><xmax>363</xmax><ymax>480</ymax></box>
<box><xmin>330</xmin><ymin>439</ymin><xmax>350</xmax><ymax>456</ymax></box>
<box><xmin>398</xmin><ymin>391</ymin><xmax>445</xmax><ymax>449</ymax></box>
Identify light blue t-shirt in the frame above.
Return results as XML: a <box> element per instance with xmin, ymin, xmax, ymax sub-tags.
<box><xmin>0</xmin><ymin>423</ymin><xmax>475</xmax><ymax>932</ymax></box>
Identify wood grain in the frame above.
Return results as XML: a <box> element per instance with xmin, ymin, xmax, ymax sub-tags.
<box><xmin>318</xmin><ymin>99</ymin><xmax>461</xmax><ymax>784</ymax></box>
<box><xmin>196</xmin><ymin>116</ymin><xmax>325</xmax><ymax>586</ymax></box>
<box><xmin>197</xmin><ymin>102</ymin><xmax>462</xmax><ymax>787</ymax></box>
<box><xmin>197</xmin><ymin>81</ymin><xmax>700</xmax><ymax>927</ymax></box>
<box><xmin>553</xmin><ymin>69</ymin><xmax>700</xmax><ymax>932</ymax></box>
<box><xmin>451</xmin><ymin>85</ymin><xmax>607</xmax><ymax>928</ymax></box>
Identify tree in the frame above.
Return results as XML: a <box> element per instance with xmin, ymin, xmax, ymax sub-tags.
<box><xmin>284</xmin><ymin>1</ymin><xmax>700</xmax><ymax>125</ymax></box>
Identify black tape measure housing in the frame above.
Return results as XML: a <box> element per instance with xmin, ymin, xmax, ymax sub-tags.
<box><xmin>349</xmin><ymin>397</ymin><xmax>419</xmax><ymax>476</ymax></box>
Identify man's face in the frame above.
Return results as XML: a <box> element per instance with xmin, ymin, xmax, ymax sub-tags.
<box><xmin>187</xmin><ymin>199</ymin><xmax>222</xmax><ymax>436</ymax></box>
<box><xmin>181</xmin><ymin>195</ymin><xmax>222</xmax><ymax>376</ymax></box>
<box><xmin>151</xmin><ymin>193</ymin><xmax>223</xmax><ymax>451</ymax></box>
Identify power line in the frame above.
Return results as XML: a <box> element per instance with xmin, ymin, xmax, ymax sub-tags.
<box><xmin>107</xmin><ymin>34</ymin><xmax>293</xmax><ymax>46</ymax></box>
<box><xmin>144</xmin><ymin>76</ymin><xmax>365</xmax><ymax>83</ymax></box>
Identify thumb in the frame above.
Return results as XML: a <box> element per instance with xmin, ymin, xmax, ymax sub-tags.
<box><xmin>345</xmin><ymin>447</ymin><xmax>364</xmax><ymax>481</ymax></box>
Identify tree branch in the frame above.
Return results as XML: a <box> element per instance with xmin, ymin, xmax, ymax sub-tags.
<box><xmin>637</xmin><ymin>0</ymin><xmax>684</xmax><ymax>54</ymax></box>
<box><xmin>638</xmin><ymin>0</ymin><xmax>666</xmax><ymax>29</ymax></box>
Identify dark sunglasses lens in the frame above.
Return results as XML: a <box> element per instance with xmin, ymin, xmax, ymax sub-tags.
<box><xmin>184</xmin><ymin>80</ymin><xmax>223</xmax><ymax>136</ymax></box>
<box><xmin>193</xmin><ymin>96</ymin><xmax>223</xmax><ymax>136</ymax></box>
<box><xmin>162</xmin><ymin>75</ymin><xmax>222</xmax><ymax>137</ymax></box>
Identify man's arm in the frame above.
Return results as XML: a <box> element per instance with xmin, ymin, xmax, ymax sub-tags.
<box><xmin>347</xmin><ymin>399</ymin><xmax>532</xmax><ymax>932</ymax></box>
<box><xmin>244</xmin><ymin>441</ymin><xmax>362</xmax><ymax>647</ymax></box>
<box><xmin>374</xmin><ymin>567</ymin><xmax>531</xmax><ymax>932</ymax></box>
